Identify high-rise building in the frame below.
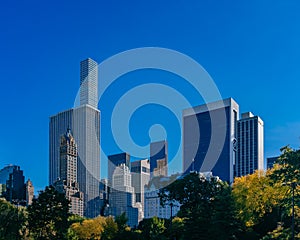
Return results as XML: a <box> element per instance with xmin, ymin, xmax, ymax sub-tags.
<box><xmin>5</xmin><ymin>166</ymin><xmax>26</xmax><ymax>204</ymax></box>
<box><xmin>108</xmin><ymin>152</ymin><xmax>130</xmax><ymax>185</ymax></box>
<box><xmin>183</xmin><ymin>98</ymin><xmax>239</xmax><ymax>183</ymax></box>
<box><xmin>109</xmin><ymin>164</ymin><xmax>139</xmax><ymax>227</ymax></box>
<box><xmin>80</xmin><ymin>58</ymin><xmax>98</xmax><ymax>108</ymax></box>
<box><xmin>49</xmin><ymin>58</ymin><xmax>100</xmax><ymax>218</ymax></box>
<box><xmin>0</xmin><ymin>164</ymin><xmax>18</xmax><ymax>184</ymax></box>
<box><xmin>150</xmin><ymin>141</ymin><xmax>168</xmax><ymax>178</ymax></box>
<box><xmin>49</xmin><ymin>109</ymin><xmax>74</xmax><ymax>184</ymax></box>
<box><xmin>54</xmin><ymin>129</ymin><xmax>84</xmax><ymax>216</ymax></box>
<box><xmin>267</xmin><ymin>156</ymin><xmax>279</xmax><ymax>169</ymax></box>
<box><xmin>131</xmin><ymin>159</ymin><xmax>150</xmax><ymax>215</ymax></box>
<box><xmin>25</xmin><ymin>179</ymin><xmax>34</xmax><ymax>206</ymax></box>
<box><xmin>235</xmin><ymin>112</ymin><xmax>264</xmax><ymax>177</ymax></box>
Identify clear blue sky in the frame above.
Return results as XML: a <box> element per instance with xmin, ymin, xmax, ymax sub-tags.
<box><xmin>1</xmin><ymin>0</ymin><xmax>300</xmax><ymax>192</ymax></box>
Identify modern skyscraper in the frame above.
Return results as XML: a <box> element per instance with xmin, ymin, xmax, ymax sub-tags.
<box><xmin>54</xmin><ymin>128</ymin><xmax>84</xmax><ymax>216</ymax></box>
<box><xmin>49</xmin><ymin>109</ymin><xmax>74</xmax><ymax>184</ymax></box>
<box><xmin>109</xmin><ymin>164</ymin><xmax>139</xmax><ymax>227</ymax></box>
<box><xmin>107</xmin><ymin>152</ymin><xmax>130</xmax><ymax>185</ymax></box>
<box><xmin>183</xmin><ymin>98</ymin><xmax>239</xmax><ymax>183</ymax></box>
<box><xmin>5</xmin><ymin>166</ymin><xmax>26</xmax><ymax>204</ymax></box>
<box><xmin>150</xmin><ymin>141</ymin><xmax>168</xmax><ymax>178</ymax></box>
<box><xmin>131</xmin><ymin>159</ymin><xmax>150</xmax><ymax>215</ymax></box>
<box><xmin>49</xmin><ymin>58</ymin><xmax>100</xmax><ymax>218</ymax></box>
<box><xmin>0</xmin><ymin>164</ymin><xmax>19</xmax><ymax>184</ymax></box>
<box><xmin>267</xmin><ymin>156</ymin><xmax>279</xmax><ymax>169</ymax></box>
<box><xmin>235</xmin><ymin>112</ymin><xmax>264</xmax><ymax>177</ymax></box>
<box><xmin>80</xmin><ymin>58</ymin><xmax>98</xmax><ymax>108</ymax></box>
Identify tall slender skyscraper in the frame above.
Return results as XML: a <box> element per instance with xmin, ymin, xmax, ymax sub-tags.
<box><xmin>183</xmin><ymin>98</ymin><xmax>239</xmax><ymax>183</ymax></box>
<box><xmin>49</xmin><ymin>58</ymin><xmax>100</xmax><ymax>218</ymax></box>
<box><xmin>80</xmin><ymin>58</ymin><xmax>98</xmax><ymax>108</ymax></box>
<box><xmin>235</xmin><ymin>112</ymin><xmax>264</xmax><ymax>177</ymax></box>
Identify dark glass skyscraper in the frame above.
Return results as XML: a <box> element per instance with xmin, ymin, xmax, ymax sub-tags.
<box><xmin>183</xmin><ymin>98</ymin><xmax>239</xmax><ymax>183</ymax></box>
<box><xmin>235</xmin><ymin>112</ymin><xmax>264</xmax><ymax>177</ymax></box>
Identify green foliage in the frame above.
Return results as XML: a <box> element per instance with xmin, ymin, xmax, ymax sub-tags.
<box><xmin>28</xmin><ymin>185</ymin><xmax>70</xmax><ymax>240</ymax></box>
<box><xmin>159</xmin><ymin>172</ymin><xmax>240</xmax><ymax>239</ymax></box>
<box><xmin>138</xmin><ymin>217</ymin><xmax>166</xmax><ymax>240</ymax></box>
<box><xmin>0</xmin><ymin>198</ymin><xmax>27</xmax><ymax>240</ymax></box>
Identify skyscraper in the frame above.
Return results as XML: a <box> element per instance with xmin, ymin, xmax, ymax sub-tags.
<box><xmin>150</xmin><ymin>141</ymin><xmax>168</xmax><ymax>178</ymax></box>
<box><xmin>5</xmin><ymin>166</ymin><xmax>26</xmax><ymax>204</ymax></box>
<box><xmin>49</xmin><ymin>58</ymin><xmax>100</xmax><ymax>218</ymax></box>
<box><xmin>235</xmin><ymin>112</ymin><xmax>264</xmax><ymax>177</ymax></box>
<box><xmin>107</xmin><ymin>152</ymin><xmax>130</xmax><ymax>185</ymax></box>
<box><xmin>183</xmin><ymin>98</ymin><xmax>239</xmax><ymax>183</ymax></box>
<box><xmin>131</xmin><ymin>159</ymin><xmax>150</xmax><ymax>215</ymax></box>
<box><xmin>267</xmin><ymin>156</ymin><xmax>279</xmax><ymax>169</ymax></box>
<box><xmin>109</xmin><ymin>164</ymin><xmax>139</xmax><ymax>227</ymax></box>
<box><xmin>54</xmin><ymin>128</ymin><xmax>84</xmax><ymax>216</ymax></box>
<box><xmin>80</xmin><ymin>58</ymin><xmax>98</xmax><ymax>108</ymax></box>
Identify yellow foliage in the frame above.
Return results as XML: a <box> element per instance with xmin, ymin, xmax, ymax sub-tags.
<box><xmin>233</xmin><ymin>170</ymin><xmax>288</xmax><ymax>227</ymax></box>
<box><xmin>71</xmin><ymin>216</ymin><xmax>107</xmax><ymax>239</ymax></box>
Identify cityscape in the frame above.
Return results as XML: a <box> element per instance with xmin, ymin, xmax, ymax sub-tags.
<box><xmin>1</xmin><ymin>1</ymin><xmax>300</xmax><ymax>239</ymax></box>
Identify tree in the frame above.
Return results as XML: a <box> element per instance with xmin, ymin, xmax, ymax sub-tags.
<box><xmin>0</xmin><ymin>198</ymin><xmax>27</xmax><ymax>240</ymax></box>
<box><xmin>28</xmin><ymin>185</ymin><xmax>70</xmax><ymax>239</ymax></box>
<box><xmin>138</xmin><ymin>217</ymin><xmax>166</xmax><ymax>240</ymax></box>
<box><xmin>71</xmin><ymin>216</ymin><xmax>107</xmax><ymax>239</ymax></box>
<box><xmin>159</xmin><ymin>172</ymin><xmax>239</xmax><ymax>240</ymax></box>
<box><xmin>101</xmin><ymin>216</ymin><xmax>118</xmax><ymax>240</ymax></box>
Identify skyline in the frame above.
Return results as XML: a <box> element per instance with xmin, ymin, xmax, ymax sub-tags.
<box><xmin>1</xmin><ymin>1</ymin><xmax>300</xmax><ymax>191</ymax></box>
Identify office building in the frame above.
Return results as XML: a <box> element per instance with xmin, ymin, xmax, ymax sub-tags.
<box><xmin>235</xmin><ymin>112</ymin><xmax>264</xmax><ymax>177</ymax></box>
<box><xmin>49</xmin><ymin>58</ymin><xmax>100</xmax><ymax>218</ymax></box>
<box><xmin>150</xmin><ymin>141</ymin><xmax>168</xmax><ymax>178</ymax></box>
<box><xmin>5</xmin><ymin>166</ymin><xmax>26</xmax><ymax>204</ymax></box>
<box><xmin>80</xmin><ymin>58</ymin><xmax>98</xmax><ymax>108</ymax></box>
<box><xmin>109</xmin><ymin>164</ymin><xmax>139</xmax><ymax>227</ymax></box>
<box><xmin>267</xmin><ymin>156</ymin><xmax>279</xmax><ymax>169</ymax></box>
<box><xmin>183</xmin><ymin>98</ymin><xmax>239</xmax><ymax>183</ymax></box>
<box><xmin>54</xmin><ymin>129</ymin><xmax>84</xmax><ymax>216</ymax></box>
<box><xmin>131</xmin><ymin>159</ymin><xmax>150</xmax><ymax>215</ymax></box>
<box><xmin>108</xmin><ymin>152</ymin><xmax>130</xmax><ymax>185</ymax></box>
<box><xmin>0</xmin><ymin>164</ymin><xmax>18</xmax><ymax>184</ymax></box>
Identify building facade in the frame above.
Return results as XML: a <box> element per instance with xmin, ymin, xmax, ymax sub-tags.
<box><xmin>109</xmin><ymin>164</ymin><xmax>139</xmax><ymax>227</ymax></box>
<box><xmin>49</xmin><ymin>58</ymin><xmax>100</xmax><ymax>218</ymax></box>
<box><xmin>107</xmin><ymin>152</ymin><xmax>130</xmax><ymax>185</ymax></box>
<box><xmin>54</xmin><ymin>129</ymin><xmax>84</xmax><ymax>216</ymax></box>
<box><xmin>131</xmin><ymin>159</ymin><xmax>150</xmax><ymax>215</ymax></box>
<box><xmin>25</xmin><ymin>179</ymin><xmax>34</xmax><ymax>206</ymax></box>
<box><xmin>235</xmin><ymin>112</ymin><xmax>264</xmax><ymax>177</ymax></box>
<box><xmin>150</xmin><ymin>141</ymin><xmax>168</xmax><ymax>178</ymax></box>
<box><xmin>183</xmin><ymin>98</ymin><xmax>239</xmax><ymax>183</ymax></box>
<box><xmin>267</xmin><ymin>156</ymin><xmax>279</xmax><ymax>169</ymax></box>
<box><xmin>144</xmin><ymin>175</ymin><xmax>180</xmax><ymax>219</ymax></box>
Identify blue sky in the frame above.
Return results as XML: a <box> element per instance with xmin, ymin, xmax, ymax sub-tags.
<box><xmin>1</xmin><ymin>1</ymin><xmax>300</xmax><ymax>191</ymax></box>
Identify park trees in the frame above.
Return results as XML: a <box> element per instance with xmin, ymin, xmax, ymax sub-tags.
<box><xmin>27</xmin><ymin>185</ymin><xmax>70</xmax><ymax>239</ymax></box>
<box><xmin>159</xmin><ymin>172</ymin><xmax>240</xmax><ymax>240</ymax></box>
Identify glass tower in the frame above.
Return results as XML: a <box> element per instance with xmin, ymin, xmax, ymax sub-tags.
<box><xmin>49</xmin><ymin>58</ymin><xmax>100</xmax><ymax>218</ymax></box>
<box><xmin>183</xmin><ymin>98</ymin><xmax>239</xmax><ymax>183</ymax></box>
<box><xmin>235</xmin><ymin>112</ymin><xmax>264</xmax><ymax>177</ymax></box>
